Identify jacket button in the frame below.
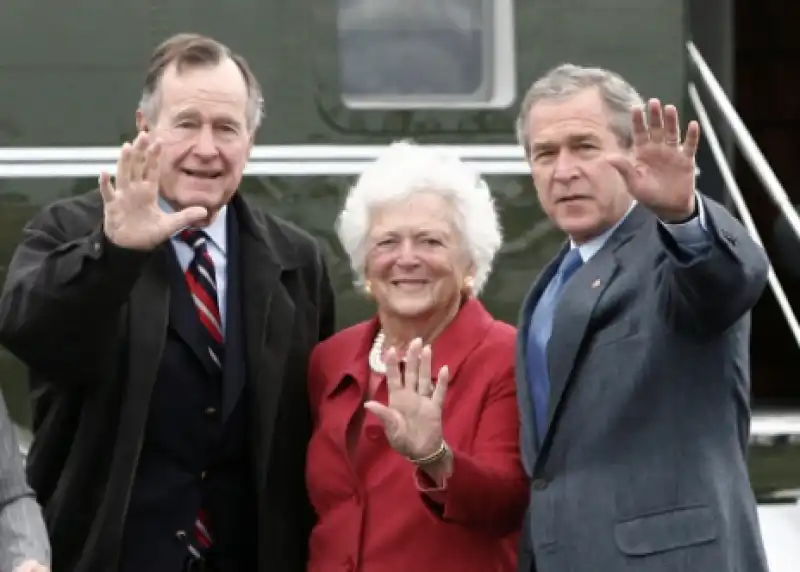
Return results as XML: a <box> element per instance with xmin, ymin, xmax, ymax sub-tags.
<box><xmin>204</xmin><ymin>407</ymin><xmax>217</xmax><ymax>416</ymax></box>
<box><xmin>365</xmin><ymin>426</ymin><xmax>382</xmax><ymax>441</ymax></box>
<box><xmin>175</xmin><ymin>530</ymin><xmax>187</xmax><ymax>540</ymax></box>
<box><xmin>343</xmin><ymin>556</ymin><xmax>355</xmax><ymax>571</ymax></box>
<box><xmin>532</xmin><ymin>478</ymin><xmax>549</xmax><ymax>490</ymax></box>
<box><xmin>201</xmin><ymin>471</ymin><xmax>208</xmax><ymax>481</ymax></box>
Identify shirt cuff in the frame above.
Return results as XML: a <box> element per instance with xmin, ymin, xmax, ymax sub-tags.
<box><xmin>660</xmin><ymin>192</ymin><xmax>709</xmax><ymax>245</ymax></box>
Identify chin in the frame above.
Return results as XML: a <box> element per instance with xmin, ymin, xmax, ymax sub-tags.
<box><xmin>385</xmin><ymin>298</ymin><xmax>437</xmax><ymax>319</ymax></box>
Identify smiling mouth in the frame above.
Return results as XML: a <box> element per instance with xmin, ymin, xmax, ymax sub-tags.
<box><xmin>392</xmin><ymin>280</ymin><xmax>429</xmax><ymax>287</ymax></box>
<box><xmin>182</xmin><ymin>168</ymin><xmax>223</xmax><ymax>179</ymax></box>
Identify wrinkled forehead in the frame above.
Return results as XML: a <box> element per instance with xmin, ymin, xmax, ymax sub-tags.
<box><xmin>527</xmin><ymin>88</ymin><xmax>617</xmax><ymax>145</ymax></box>
<box><xmin>158</xmin><ymin>59</ymin><xmax>249</xmax><ymax>122</ymax></box>
<box><xmin>368</xmin><ymin>193</ymin><xmax>457</xmax><ymax>237</ymax></box>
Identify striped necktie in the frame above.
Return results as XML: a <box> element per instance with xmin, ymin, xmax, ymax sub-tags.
<box><xmin>178</xmin><ymin>228</ymin><xmax>221</xmax><ymax>557</ymax></box>
<box><xmin>179</xmin><ymin>229</ymin><xmax>224</xmax><ymax>369</ymax></box>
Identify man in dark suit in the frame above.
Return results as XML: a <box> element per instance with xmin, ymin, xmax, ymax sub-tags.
<box><xmin>0</xmin><ymin>33</ymin><xmax>335</xmax><ymax>572</ymax></box>
<box><xmin>514</xmin><ymin>64</ymin><xmax>770</xmax><ymax>571</ymax></box>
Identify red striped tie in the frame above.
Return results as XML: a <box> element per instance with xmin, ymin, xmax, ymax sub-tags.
<box><xmin>179</xmin><ymin>228</ymin><xmax>222</xmax><ymax>556</ymax></box>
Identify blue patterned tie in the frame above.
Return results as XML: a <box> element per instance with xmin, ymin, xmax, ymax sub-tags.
<box><xmin>527</xmin><ymin>248</ymin><xmax>584</xmax><ymax>444</ymax></box>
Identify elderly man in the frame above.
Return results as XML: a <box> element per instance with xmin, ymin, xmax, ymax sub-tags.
<box><xmin>0</xmin><ymin>394</ymin><xmax>49</xmax><ymax>572</ymax></box>
<box><xmin>514</xmin><ymin>64</ymin><xmax>769</xmax><ymax>571</ymax></box>
<box><xmin>0</xmin><ymin>33</ymin><xmax>335</xmax><ymax>572</ymax></box>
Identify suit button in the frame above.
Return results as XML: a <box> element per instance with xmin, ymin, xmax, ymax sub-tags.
<box><xmin>342</xmin><ymin>556</ymin><xmax>355</xmax><ymax>571</ymax></box>
<box><xmin>532</xmin><ymin>478</ymin><xmax>549</xmax><ymax>490</ymax></box>
<box><xmin>201</xmin><ymin>471</ymin><xmax>208</xmax><ymax>481</ymax></box>
<box><xmin>175</xmin><ymin>530</ymin><xmax>187</xmax><ymax>540</ymax></box>
<box><xmin>365</xmin><ymin>426</ymin><xmax>382</xmax><ymax>441</ymax></box>
<box><xmin>204</xmin><ymin>407</ymin><xmax>217</xmax><ymax>416</ymax></box>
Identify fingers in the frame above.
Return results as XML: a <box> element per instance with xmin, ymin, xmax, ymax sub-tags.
<box><xmin>385</xmin><ymin>348</ymin><xmax>403</xmax><ymax>391</ymax></box>
<box><xmin>631</xmin><ymin>105</ymin><xmax>649</xmax><ymax>147</ymax></box>
<box><xmin>403</xmin><ymin>339</ymin><xmax>422</xmax><ymax>393</ymax></box>
<box><xmin>130</xmin><ymin>133</ymin><xmax>150</xmax><ymax>183</ymax></box>
<box><xmin>115</xmin><ymin>142</ymin><xmax>133</xmax><ymax>192</ymax></box>
<box><xmin>683</xmin><ymin>120</ymin><xmax>701</xmax><ymax>158</ymax></box>
<box><xmin>115</xmin><ymin>132</ymin><xmax>161</xmax><ymax>192</ymax></box>
<box><xmin>417</xmin><ymin>344</ymin><xmax>433</xmax><ymax>397</ymax></box>
<box><xmin>98</xmin><ymin>171</ymin><xmax>116</xmax><ymax>203</ymax></box>
<box><xmin>634</xmin><ymin>99</ymin><xmax>695</xmax><ymax>154</ymax></box>
<box><xmin>647</xmin><ymin>99</ymin><xmax>664</xmax><ymax>144</ymax></box>
<box><xmin>431</xmin><ymin>366</ymin><xmax>450</xmax><ymax>409</ymax></box>
<box><xmin>162</xmin><ymin>207</ymin><xmax>209</xmax><ymax>237</ymax></box>
<box><xmin>142</xmin><ymin>137</ymin><xmax>162</xmax><ymax>183</ymax></box>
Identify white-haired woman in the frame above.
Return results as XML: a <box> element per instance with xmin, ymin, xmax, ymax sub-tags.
<box><xmin>305</xmin><ymin>141</ymin><xmax>528</xmax><ymax>572</ymax></box>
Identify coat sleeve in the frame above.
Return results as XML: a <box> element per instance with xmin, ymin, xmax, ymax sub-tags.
<box><xmin>0</xmin><ymin>392</ymin><xmax>50</xmax><ymax>571</ymax></box>
<box><xmin>656</xmin><ymin>195</ymin><xmax>769</xmax><ymax>336</ymax></box>
<box><xmin>0</xmin><ymin>198</ymin><xmax>152</xmax><ymax>383</ymax></box>
<box><xmin>417</xmin><ymin>362</ymin><xmax>529</xmax><ymax>537</ymax></box>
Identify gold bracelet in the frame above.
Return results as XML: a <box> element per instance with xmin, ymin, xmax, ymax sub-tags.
<box><xmin>409</xmin><ymin>441</ymin><xmax>449</xmax><ymax>466</ymax></box>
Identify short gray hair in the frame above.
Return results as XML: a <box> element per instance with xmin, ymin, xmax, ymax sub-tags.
<box><xmin>515</xmin><ymin>64</ymin><xmax>644</xmax><ymax>156</ymax></box>
<box><xmin>336</xmin><ymin>140</ymin><xmax>503</xmax><ymax>295</ymax></box>
<box><xmin>138</xmin><ymin>33</ymin><xmax>264</xmax><ymax>134</ymax></box>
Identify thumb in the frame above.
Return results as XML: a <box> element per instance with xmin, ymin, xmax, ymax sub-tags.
<box><xmin>606</xmin><ymin>154</ymin><xmax>638</xmax><ymax>188</ymax></box>
<box><xmin>364</xmin><ymin>401</ymin><xmax>401</xmax><ymax>436</ymax></box>
<box><xmin>164</xmin><ymin>206</ymin><xmax>209</xmax><ymax>235</ymax></box>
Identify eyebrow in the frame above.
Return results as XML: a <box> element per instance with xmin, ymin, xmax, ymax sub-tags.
<box><xmin>172</xmin><ymin>109</ymin><xmax>243</xmax><ymax>126</ymax></box>
<box><xmin>531</xmin><ymin>132</ymin><xmax>600</xmax><ymax>152</ymax></box>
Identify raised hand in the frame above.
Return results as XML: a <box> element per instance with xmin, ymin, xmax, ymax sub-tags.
<box><xmin>608</xmin><ymin>99</ymin><xmax>700</xmax><ymax>222</ymax></box>
<box><xmin>100</xmin><ymin>131</ymin><xmax>208</xmax><ymax>250</ymax></box>
<box><xmin>364</xmin><ymin>338</ymin><xmax>450</xmax><ymax>461</ymax></box>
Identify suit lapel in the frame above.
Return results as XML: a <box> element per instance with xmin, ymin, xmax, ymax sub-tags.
<box><xmin>515</xmin><ymin>249</ymin><xmax>565</xmax><ymax>473</ymax></box>
<box><xmin>545</xmin><ymin>249</ymin><xmax>619</xmax><ymax>429</ymax></box>
<box><xmin>541</xmin><ymin>205</ymin><xmax>649</xmax><ymax>448</ymax></box>
<box><xmin>221</xmin><ymin>209</ymin><xmax>245</xmax><ymax>422</ymax></box>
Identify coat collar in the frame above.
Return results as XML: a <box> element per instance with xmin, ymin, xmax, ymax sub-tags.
<box><xmin>326</xmin><ymin>297</ymin><xmax>495</xmax><ymax>397</ymax></box>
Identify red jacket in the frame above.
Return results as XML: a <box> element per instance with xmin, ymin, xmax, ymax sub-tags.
<box><xmin>305</xmin><ymin>298</ymin><xmax>529</xmax><ymax>572</ymax></box>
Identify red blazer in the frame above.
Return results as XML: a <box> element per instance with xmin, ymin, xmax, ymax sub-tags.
<box><xmin>305</xmin><ymin>298</ymin><xmax>529</xmax><ymax>572</ymax></box>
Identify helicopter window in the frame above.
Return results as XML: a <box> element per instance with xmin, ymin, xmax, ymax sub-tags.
<box><xmin>336</xmin><ymin>0</ymin><xmax>515</xmax><ymax>109</ymax></box>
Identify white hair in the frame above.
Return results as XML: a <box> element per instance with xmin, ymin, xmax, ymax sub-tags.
<box><xmin>336</xmin><ymin>140</ymin><xmax>503</xmax><ymax>295</ymax></box>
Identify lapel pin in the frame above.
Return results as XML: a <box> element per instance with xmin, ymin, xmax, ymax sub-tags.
<box><xmin>591</xmin><ymin>279</ymin><xmax>601</xmax><ymax>289</ymax></box>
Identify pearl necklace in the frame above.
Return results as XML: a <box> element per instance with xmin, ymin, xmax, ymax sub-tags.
<box><xmin>369</xmin><ymin>330</ymin><xmax>387</xmax><ymax>374</ymax></box>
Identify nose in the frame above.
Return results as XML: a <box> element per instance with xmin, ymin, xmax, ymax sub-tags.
<box><xmin>395</xmin><ymin>240</ymin><xmax>420</xmax><ymax>267</ymax></box>
<box><xmin>191</xmin><ymin>125</ymin><xmax>219</xmax><ymax>158</ymax></box>
<box><xmin>552</xmin><ymin>149</ymin><xmax>579</xmax><ymax>184</ymax></box>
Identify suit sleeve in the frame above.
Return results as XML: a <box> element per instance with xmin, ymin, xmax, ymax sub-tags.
<box><xmin>0</xmin><ymin>393</ymin><xmax>50</xmax><ymax>571</ymax></box>
<box><xmin>0</xmin><ymin>202</ymin><xmax>152</xmax><ymax>383</ymax></box>
<box><xmin>656</xmin><ymin>195</ymin><xmax>769</xmax><ymax>336</ymax></box>
<box><xmin>417</xmin><ymin>363</ymin><xmax>529</xmax><ymax>537</ymax></box>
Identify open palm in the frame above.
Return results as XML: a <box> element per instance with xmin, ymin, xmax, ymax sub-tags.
<box><xmin>609</xmin><ymin>99</ymin><xmax>700</xmax><ymax>221</ymax></box>
<box><xmin>364</xmin><ymin>339</ymin><xmax>450</xmax><ymax>460</ymax></box>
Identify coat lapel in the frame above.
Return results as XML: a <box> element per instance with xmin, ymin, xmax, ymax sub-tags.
<box><xmin>544</xmin><ymin>249</ymin><xmax>619</xmax><ymax>428</ymax></box>
<box><xmin>122</xmin><ymin>246</ymin><xmax>171</xmax><ymax>466</ymax></box>
<box><xmin>232</xmin><ymin>195</ymin><xmax>298</xmax><ymax>489</ymax></box>
<box><xmin>540</xmin><ymin>205</ymin><xmax>650</xmax><ymax>451</ymax></box>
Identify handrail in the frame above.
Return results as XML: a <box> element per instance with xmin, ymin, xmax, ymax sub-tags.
<box><xmin>688</xmin><ymin>85</ymin><xmax>800</xmax><ymax>348</ymax></box>
<box><xmin>0</xmin><ymin>144</ymin><xmax>532</xmax><ymax>177</ymax></box>
<box><xmin>687</xmin><ymin>41</ymin><xmax>800</xmax><ymax>245</ymax></box>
